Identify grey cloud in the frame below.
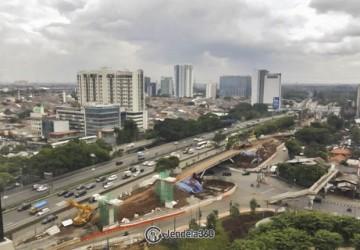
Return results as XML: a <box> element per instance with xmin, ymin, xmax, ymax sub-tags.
<box><xmin>310</xmin><ymin>0</ymin><xmax>360</xmax><ymax>16</ymax></box>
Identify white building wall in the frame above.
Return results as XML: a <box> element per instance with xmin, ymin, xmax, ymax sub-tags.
<box><xmin>206</xmin><ymin>83</ymin><xmax>217</xmax><ymax>99</ymax></box>
<box><xmin>263</xmin><ymin>74</ymin><xmax>281</xmax><ymax>105</ymax></box>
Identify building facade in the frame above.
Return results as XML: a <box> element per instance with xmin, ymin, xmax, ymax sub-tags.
<box><xmin>146</xmin><ymin>82</ymin><xmax>157</xmax><ymax>97</ymax></box>
<box><xmin>160</xmin><ymin>77</ymin><xmax>174</xmax><ymax>96</ymax></box>
<box><xmin>206</xmin><ymin>83</ymin><xmax>217</xmax><ymax>99</ymax></box>
<box><xmin>77</xmin><ymin>68</ymin><xmax>147</xmax><ymax>130</ymax></box>
<box><xmin>251</xmin><ymin>69</ymin><xmax>281</xmax><ymax>110</ymax></box>
<box><xmin>56</xmin><ymin>106</ymin><xmax>85</xmax><ymax>134</ymax></box>
<box><xmin>42</xmin><ymin>120</ymin><xmax>70</xmax><ymax>139</ymax></box>
<box><xmin>77</xmin><ymin>68</ymin><xmax>145</xmax><ymax>112</ymax></box>
<box><xmin>219</xmin><ymin>75</ymin><xmax>251</xmax><ymax>97</ymax></box>
<box><xmin>174</xmin><ymin>65</ymin><xmax>193</xmax><ymax>98</ymax></box>
<box><xmin>84</xmin><ymin>105</ymin><xmax>121</xmax><ymax>136</ymax></box>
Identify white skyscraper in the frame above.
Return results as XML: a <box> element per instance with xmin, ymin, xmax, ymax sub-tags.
<box><xmin>77</xmin><ymin>68</ymin><xmax>147</xmax><ymax>130</ymax></box>
<box><xmin>206</xmin><ymin>83</ymin><xmax>217</xmax><ymax>99</ymax></box>
<box><xmin>174</xmin><ymin>64</ymin><xmax>193</xmax><ymax>97</ymax></box>
<box><xmin>77</xmin><ymin>68</ymin><xmax>144</xmax><ymax>112</ymax></box>
<box><xmin>251</xmin><ymin>69</ymin><xmax>281</xmax><ymax>110</ymax></box>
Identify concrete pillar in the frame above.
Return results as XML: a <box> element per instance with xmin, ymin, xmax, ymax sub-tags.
<box><xmin>307</xmin><ymin>195</ymin><xmax>315</xmax><ymax>210</ymax></box>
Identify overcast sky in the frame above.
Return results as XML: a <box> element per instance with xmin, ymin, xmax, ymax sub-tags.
<box><xmin>1</xmin><ymin>0</ymin><xmax>360</xmax><ymax>84</ymax></box>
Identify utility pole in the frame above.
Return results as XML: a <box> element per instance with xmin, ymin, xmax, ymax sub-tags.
<box><xmin>0</xmin><ymin>194</ymin><xmax>4</xmax><ymax>242</ymax></box>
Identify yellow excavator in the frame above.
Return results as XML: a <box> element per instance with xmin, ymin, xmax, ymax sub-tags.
<box><xmin>67</xmin><ymin>200</ymin><xmax>95</xmax><ymax>226</ymax></box>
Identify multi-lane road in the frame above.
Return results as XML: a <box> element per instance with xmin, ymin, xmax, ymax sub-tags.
<box><xmin>4</xmin><ymin>114</ymin><xmax>287</xmax><ymax>237</ymax></box>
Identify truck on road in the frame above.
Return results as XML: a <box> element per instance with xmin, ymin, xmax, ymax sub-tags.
<box><xmin>29</xmin><ymin>200</ymin><xmax>48</xmax><ymax>215</ymax></box>
<box><xmin>137</xmin><ymin>151</ymin><xmax>145</xmax><ymax>161</ymax></box>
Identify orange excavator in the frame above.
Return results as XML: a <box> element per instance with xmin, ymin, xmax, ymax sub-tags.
<box><xmin>67</xmin><ymin>200</ymin><xmax>95</xmax><ymax>226</ymax></box>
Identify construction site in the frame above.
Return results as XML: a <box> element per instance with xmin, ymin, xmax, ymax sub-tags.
<box><xmin>14</xmin><ymin>135</ymin><xmax>286</xmax><ymax>249</ymax></box>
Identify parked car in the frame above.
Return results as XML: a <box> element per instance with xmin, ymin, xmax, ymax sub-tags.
<box><xmin>116</xmin><ymin>161</ymin><xmax>123</xmax><ymax>166</ymax></box>
<box><xmin>64</xmin><ymin>191</ymin><xmax>74</xmax><ymax>198</ymax></box>
<box><xmin>103</xmin><ymin>182</ymin><xmax>113</xmax><ymax>189</ymax></box>
<box><xmin>85</xmin><ymin>183</ymin><xmax>96</xmax><ymax>190</ymax></box>
<box><xmin>17</xmin><ymin>202</ymin><xmax>31</xmax><ymax>212</ymax></box>
<box><xmin>107</xmin><ymin>175</ymin><xmax>118</xmax><ymax>181</ymax></box>
<box><xmin>96</xmin><ymin>176</ymin><xmax>107</xmax><ymax>183</ymax></box>
<box><xmin>75</xmin><ymin>190</ymin><xmax>87</xmax><ymax>198</ymax></box>
<box><xmin>37</xmin><ymin>207</ymin><xmax>50</xmax><ymax>216</ymax></box>
<box><xmin>41</xmin><ymin>214</ymin><xmax>58</xmax><ymax>224</ymax></box>
<box><xmin>57</xmin><ymin>190</ymin><xmax>68</xmax><ymax>196</ymax></box>
<box><xmin>76</xmin><ymin>185</ymin><xmax>86</xmax><ymax>190</ymax></box>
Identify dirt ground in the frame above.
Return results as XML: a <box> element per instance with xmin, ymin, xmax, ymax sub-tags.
<box><xmin>222</xmin><ymin>211</ymin><xmax>274</xmax><ymax>241</ymax></box>
<box><xmin>118</xmin><ymin>184</ymin><xmax>189</xmax><ymax>220</ymax></box>
<box><xmin>203</xmin><ymin>179</ymin><xmax>235</xmax><ymax>191</ymax></box>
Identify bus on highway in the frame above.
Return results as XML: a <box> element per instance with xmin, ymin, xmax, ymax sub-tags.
<box><xmin>29</xmin><ymin>200</ymin><xmax>48</xmax><ymax>215</ymax></box>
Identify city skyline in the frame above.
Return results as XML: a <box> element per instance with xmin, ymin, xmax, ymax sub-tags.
<box><xmin>1</xmin><ymin>1</ymin><xmax>360</xmax><ymax>84</ymax></box>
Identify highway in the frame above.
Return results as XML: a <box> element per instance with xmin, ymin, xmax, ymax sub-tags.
<box><xmin>2</xmin><ymin>114</ymin><xmax>284</xmax><ymax>209</ymax></box>
<box><xmin>3</xmin><ymin>114</ymin><xmax>287</xmax><ymax>238</ymax></box>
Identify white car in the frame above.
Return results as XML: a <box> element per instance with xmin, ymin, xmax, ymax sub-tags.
<box><xmin>147</xmin><ymin>161</ymin><xmax>156</xmax><ymax>166</ymax></box>
<box><xmin>173</xmin><ymin>141</ymin><xmax>179</xmax><ymax>145</ymax></box>
<box><xmin>37</xmin><ymin>185</ymin><xmax>49</xmax><ymax>192</ymax></box>
<box><xmin>103</xmin><ymin>182</ymin><xmax>113</xmax><ymax>189</ymax></box>
<box><xmin>133</xmin><ymin>171</ymin><xmax>140</xmax><ymax>177</ymax></box>
<box><xmin>142</xmin><ymin>161</ymin><xmax>150</xmax><ymax>166</ymax></box>
<box><xmin>37</xmin><ymin>207</ymin><xmax>50</xmax><ymax>216</ymax></box>
<box><xmin>107</xmin><ymin>175</ymin><xmax>118</xmax><ymax>181</ymax></box>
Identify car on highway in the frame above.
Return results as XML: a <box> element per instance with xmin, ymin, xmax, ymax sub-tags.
<box><xmin>174</xmin><ymin>141</ymin><xmax>179</xmax><ymax>145</ymax></box>
<box><xmin>103</xmin><ymin>182</ymin><xmax>113</xmax><ymax>189</ymax></box>
<box><xmin>140</xmin><ymin>168</ymin><xmax>144</xmax><ymax>173</ymax></box>
<box><xmin>37</xmin><ymin>207</ymin><xmax>50</xmax><ymax>216</ymax></box>
<box><xmin>222</xmin><ymin>171</ymin><xmax>232</xmax><ymax>176</ymax></box>
<box><xmin>17</xmin><ymin>202</ymin><xmax>31</xmax><ymax>212</ymax></box>
<box><xmin>64</xmin><ymin>191</ymin><xmax>74</xmax><ymax>198</ymax></box>
<box><xmin>116</xmin><ymin>161</ymin><xmax>123</xmax><ymax>166</ymax></box>
<box><xmin>36</xmin><ymin>185</ymin><xmax>49</xmax><ymax>192</ymax></box>
<box><xmin>129</xmin><ymin>166</ymin><xmax>138</xmax><ymax>173</ymax></box>
<box><xmin>85</xmin><ymin>183</ymin><xmax>96</xmax><ymax>190</ymax></box>
<box><xmin>133</xmin><ymin>171</ymin><xmax>140</xmax><ymax>177</ymax></box>
<box><xmin>75</xmin><ymin>190</ymin><xmax>87</xmax><ymax>198</ymax></box>
<box><xmin>32</xmin><ymin>184</ymin><xmax>41</xmax><ymax>190</ymax></box>
<box><xmin>76</xmin><ymin>184</ymin><xmax>86</xmax><ymax>190</ymax></box>
<box><xmin>96</xmin><ymin>176</ymin><xmax>107</xmax><ymax>182</ymax></box>
<box><xmin>41</xmin><ymin>214</ymin><xmax>58</xmax><ymax>224</ymax></box>
<box><xmin>107</xmin><ymin>174</ymin><xmax>118</xmax><ymax>181</ymax></box>
<box><xmin>57</xmin><ymin>190</ymin><xmax>68</xmax><ymax>196</ymax></box>
<box><xmin>122</xmin><ymin>171</ymin><xmax>132</xmax><ymax>179</ymax></box>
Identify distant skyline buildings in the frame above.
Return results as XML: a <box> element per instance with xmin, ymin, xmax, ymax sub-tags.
<box><xmin>174</xmin><ymin>64</ymin><xmax>193</xmax><ymax>98</ymax></box>
<box><xmin>356</xmin><ymin>84</ymin><xmax>360</xmax><ymax>118</ymax></box>
<box><xmin>160</xmin><ymin>77</ymin><xmax>174</xmax><ymax>96</ymax></box>
<box><xmin>251</xmin><ymin>69</ymin><xmax>281</xmax><ymax>110</ymax></box>
<box><xmin>206</xmin><ymin>83</ymin><xmax>217</xmax><ymax>99</ymax></box>
<box><xmin>219</xmin><ymin>75</ymin><xmax>251</xmax><ymax>98</ymax></box>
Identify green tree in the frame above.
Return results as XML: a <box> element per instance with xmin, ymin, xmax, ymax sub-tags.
<box><xmin>351</xmin><ymin>233</ymin><xmax>360</xmax><ymax>250</ymax></box>
<box><xmin>206</xmin><ymin>211</ymin><xmax>218</xmax><ymax>230</ymax></box>
<box><xmin>250</xmin><ymin>198</ymin><xmax>258</xmax><ymax>215</ymax></box>
<box><xmin>313</xmin><ymin>229</ymin><xmax>343</xmax><ymax>250</ymax></box>
<box><xmin>213</xmin><ymin>131</ymin><xmax>226</xmax><ymax>144</ymax></box>
<box><xmin>230</xmin><ymin>202</ymin><xmax>240</xmax><ymax>218</ymax></box>
<box><xmin>285</xmin><ymin>139</ymin><xmax>302</xmax><ymax>158</ymax></box>
<box><xmin>327</xmin><ymin>115</ymin><xmax>344</xmax><ymax>130</ymax></box>
<box><xmin>115</xmin><ymin>120</ymin><xmax>139</xmax><ymax>144</ymax></box>
<box><xmin>230</xmin><ymin>239</ymin><xmax>265</xmax><ymax>250</ymax></box>
<box><xmin>188</xmin><ymin>218</ymin><xmax>199</xmax><ymax>230</ymax></box>
<box><xmin>155</xmin><ymin>156</ymin><xmax>179</xmax><ymax>172</ymax></box>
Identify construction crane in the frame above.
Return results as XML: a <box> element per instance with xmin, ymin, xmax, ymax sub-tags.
<box><xmin>67</xmin><ymin>200</ymin><xmax>95</xmax><ymax>226</ymax></box>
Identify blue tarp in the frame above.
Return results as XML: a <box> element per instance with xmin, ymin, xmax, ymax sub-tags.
<box><xmin>176</xmin><ymin>178</ymin><xmax>203</xmax><ymax>194</ymax></box>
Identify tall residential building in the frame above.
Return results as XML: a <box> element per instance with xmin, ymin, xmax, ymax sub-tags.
<box><xmin>160</xmin><ymin>77</ymin><xmax>174</xmax><ymax>96</ymax></box>
<box><xmin>174</xmin><ymin>64</ymin><xmax>193</xmax><ymax>97</ymax></box>
<box><xmin>357</xmin><ymin>85</ymin><xmax>360</xmax><ymax>118</ymax></box>
<box><xmin>219</xmin><ymin>76</ymin><xmax>251</xmax><ymax>97</ymax></box>
<box><xmin>206</xmin><ymin>83</ymin><xmax>217</xmax><ymax>99</ymax></box>
<box><xmin>77</xmin><ymin>68</ymin><xmax>145</xmax><ymax>112</ymax></box>
<box><xmin>84</xmin><ymin>105</ymin><xmax>121</xmax><ymax>136</ymax></box>
<box><xmin>77</xmin><ymin>68</ymin><xmax>147</xmax><ymax>130</ymax></box>
<box><xmin>251</xmin><ymin>69</ymin><xmax>281</xmax><ymax>110</ymax></box>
